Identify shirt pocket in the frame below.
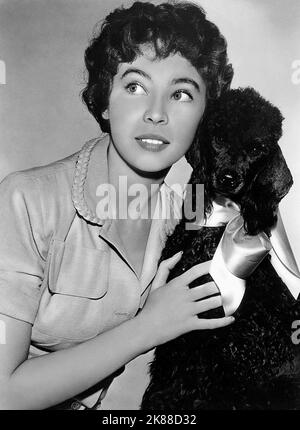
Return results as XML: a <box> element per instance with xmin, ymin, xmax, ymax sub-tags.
<box><xmin>34</xmin><ymin>238</ymin><xmax>110</xmax><ymax>341</ymax></box>
<box><xmin>48</xmin><ymin>238</ymin><xmax>108</xmax><ymax>299</ymax></box>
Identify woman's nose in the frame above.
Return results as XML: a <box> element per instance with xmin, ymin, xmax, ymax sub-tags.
<box><xmin>143</xmin><ymin>97</ymin><xmax>168</xmax><ymax>125</ymax></box>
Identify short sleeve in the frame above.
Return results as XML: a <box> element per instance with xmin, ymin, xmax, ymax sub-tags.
<box><xmin>0</xmin><ymin>172</ymin><xmax>46</xmax><ymax>324</ymax></box>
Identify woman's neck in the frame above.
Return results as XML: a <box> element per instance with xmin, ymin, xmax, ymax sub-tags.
<box><xmin>107</xmin><ymin>141</ymin><xmax>169</xmax><ymax>219</ymax></box>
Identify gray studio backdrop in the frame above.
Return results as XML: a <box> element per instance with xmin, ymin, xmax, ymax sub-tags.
<box><xmin>0</xmin><ymin>0</ymin><xmax>300</xmax><ymax>408</ymax></box>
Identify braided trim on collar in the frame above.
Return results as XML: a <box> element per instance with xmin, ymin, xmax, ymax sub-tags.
<box><xmin>72</xmin><ymin>138</ymin><xmax>104</xmax><ymax>225</ymax></box>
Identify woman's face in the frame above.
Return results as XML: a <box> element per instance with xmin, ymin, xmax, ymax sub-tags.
<box><xmin>103</xmin><ymin>47</ymin><xmax>206</xmax><ymax>173</ymax></box>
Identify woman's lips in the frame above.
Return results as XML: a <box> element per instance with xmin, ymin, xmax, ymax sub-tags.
<box><xmin>135</xmin><ymin>134</ymin><xmax>170</xmax><ymax>152</ymax></box>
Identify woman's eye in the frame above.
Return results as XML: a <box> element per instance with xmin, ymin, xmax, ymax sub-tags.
<box><xmin>173</xmin><ymin>90</ymin><xmax>193</xmax><ymax>102</ymax></box>
<box><xmin>125</xmin><ymin>82</ymin><xmax>146</xmax><ymax>95</ymax></box>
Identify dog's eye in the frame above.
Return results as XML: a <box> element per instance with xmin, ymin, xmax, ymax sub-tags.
<box><xmin>250</xmin><ymin>146</ymin><xmax>260</xmax><ymax>156</ymax></box>
<box><xmin>249</xmin><ymin>142</ymin><xmax>268</xmax><ymax>157</ymax></box>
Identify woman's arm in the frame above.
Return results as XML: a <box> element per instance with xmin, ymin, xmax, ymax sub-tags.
<box><xmin>0</xmin><ymin>255</ymin><xmax>233</xmax><ymax>410</ymax></box>
<box><xmin>0</xmin><ymin>312</ymin><xmax>153</xmax><ymax>410</ymax></box>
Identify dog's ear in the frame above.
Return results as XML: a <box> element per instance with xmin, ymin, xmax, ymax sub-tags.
<box><xmin>240</xmin><ymin>146</ymin><xmax>293</xmax><ymax>236</ymax></box>
<box><xmin>240</xmin><ymin>183</ymin><xmax>279</xmax><ymax>236</ymax></box>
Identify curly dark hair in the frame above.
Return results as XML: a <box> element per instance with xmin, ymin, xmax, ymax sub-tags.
<box><xmin>82</xmin><ymin>1</ymin><xmax>233</xmax><ymax>132</ymax></box>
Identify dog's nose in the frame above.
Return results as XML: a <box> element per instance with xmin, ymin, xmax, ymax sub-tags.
<box><xmin>216</xmin><ymin>170</ymin><xmax>241</xmax><ymax>192</ymax></box>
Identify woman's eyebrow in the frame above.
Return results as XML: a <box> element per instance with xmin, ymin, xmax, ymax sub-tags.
<box><xmin>121</xmin><ymin>68</ymin><xmax>151</xmax><ymax>80</ymax></box>
<box><xmin>120</xmin><ymin>69</ymin><xmax>201</xmax><ymax>92</ymax></box>
<box><xmin>171</xmin><ymin>78</ymin><xmax>200</xmax><ymax>92</ymax></box>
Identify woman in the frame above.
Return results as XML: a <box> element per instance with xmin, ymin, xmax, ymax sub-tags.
<box><xmin>0</xmin><ymin>1</ymin><xmax>235</xmax><ymax>409</ymax></box>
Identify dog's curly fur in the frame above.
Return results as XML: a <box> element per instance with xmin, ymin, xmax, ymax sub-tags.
<box><xmin>141</xmin><ymin>88</ymin><xmax>300</xmax><ymax>410</ymax></box>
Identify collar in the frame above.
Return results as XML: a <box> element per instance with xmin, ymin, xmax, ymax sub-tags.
<box><xmin>71</xmin><ymin>135</ymin><xmax>182</xmax><ymax>284</ymax></box>
<box><xmin>71</xmin><ymin>134</ymin><xmax>182</xmax><ymax>228</ymax></box>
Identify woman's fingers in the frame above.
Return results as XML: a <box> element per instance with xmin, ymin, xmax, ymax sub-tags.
<box><xmin>152</xmin><ymin>251</ymin><xmax>183</xmax><ymax>290</ymax></box>
<box><xmin>196</xmin><ymin>316</ymin><xmax>234</xmax><ymax>330</ymax></box>
<box><xmin>193</xmin><ymin>295</ymin><xmax>222</xmax><ymax>315</ymax></box>
<box><xmin>190</xmin><ymin>281</ymin><xmax>220</xmax><ymax>300</ymax></box>
<box><xmin>172</xmin><ymin>260</ymin><xmax>212</xmax><ymax>287</ymax></box>
<box><xmin>140</xmin><ymin>269</ymin><xmax>234</xmax><ymax>346</ymax></box>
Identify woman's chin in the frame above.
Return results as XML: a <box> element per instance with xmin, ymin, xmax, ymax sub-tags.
<box><xmin>124</xmin><ymin>154</ymin><xmax>171</xmax><ymax>177</ymax></box>
<box><xmin>131</xmin><ymin>162</ymin><xmax>171</xmax><ymax>179</ymax></box>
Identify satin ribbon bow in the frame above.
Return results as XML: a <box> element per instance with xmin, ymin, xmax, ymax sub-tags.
<box><xmin>206</xmin><ymin>203</ymin><xmax>300</xmax><ymax>316</ymax></box>
<box><xmin>220</xmin><ymin>214</ymin><xmax>272</xmax><ymax>278</ymax></box>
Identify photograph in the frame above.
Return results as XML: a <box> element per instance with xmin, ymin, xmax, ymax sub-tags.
<box><xmin>0</xmin><ymin>0</ymin><xmax>299</xmax><ymax>411</ymax></box>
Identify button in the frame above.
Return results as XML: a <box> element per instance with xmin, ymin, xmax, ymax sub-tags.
<box><xmin>70</xmin><ymin>400</ymin><xmax>86</xmax><ymax>410</ymax></box>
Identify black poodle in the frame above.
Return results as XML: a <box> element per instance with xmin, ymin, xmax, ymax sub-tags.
<box><xmin>141</xmin><ymin>87</ymin><xmax>300</xmax><ymax>410</ymax></box>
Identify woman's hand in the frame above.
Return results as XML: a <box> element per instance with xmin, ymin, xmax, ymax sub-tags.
<box><xmin>137</xmin><ymin>252</ymin><xmax>234</xmax><ymax>347</ymax></box>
